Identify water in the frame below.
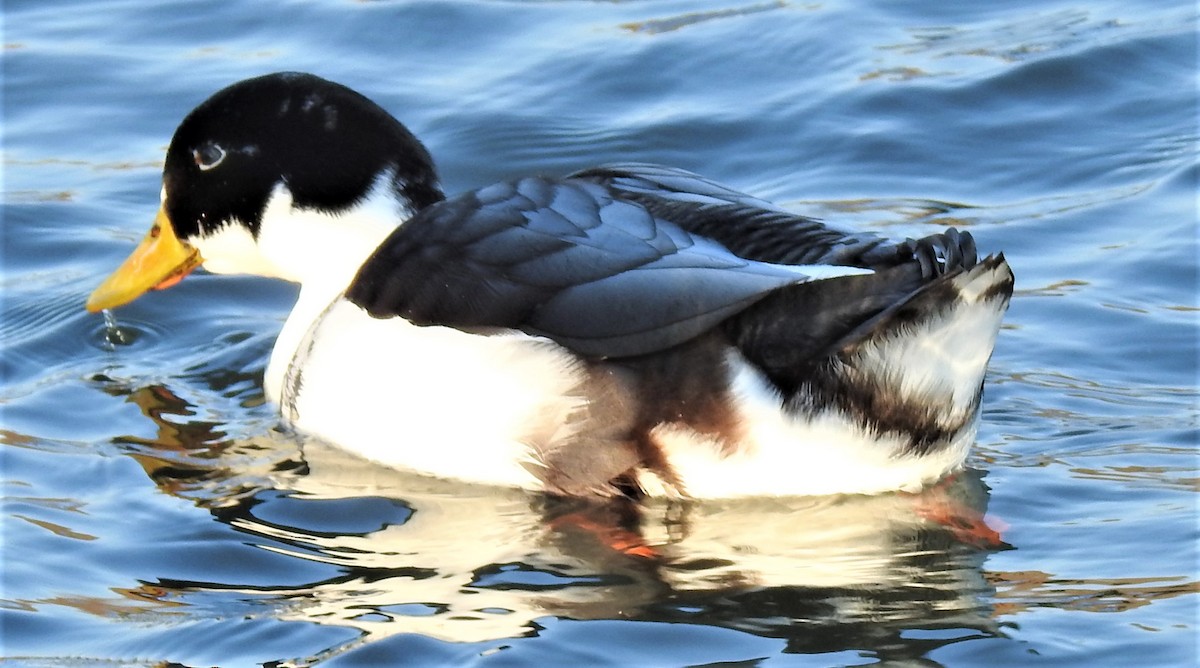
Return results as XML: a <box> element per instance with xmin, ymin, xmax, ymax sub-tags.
<box><xmin>3</xmin><ymin>0</ymin><xmax>1197</xmax><ymax>665</ymax></box>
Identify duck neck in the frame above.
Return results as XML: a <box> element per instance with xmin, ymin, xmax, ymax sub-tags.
<box><xmin>260</xmin><ymin>180</ymin><xmax>414</xmax><ymax>403</ymax></box>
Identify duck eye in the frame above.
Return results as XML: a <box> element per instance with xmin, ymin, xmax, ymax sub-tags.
<box><xmin>193</xmin><ymin>142</ymin><xmax>226</xmax><ymax>171</ymax></box>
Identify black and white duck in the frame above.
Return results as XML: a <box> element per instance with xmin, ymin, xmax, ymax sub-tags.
<box><xmin>88</xmin><ymin>72</ymin><xmax>1013</xmax><ymax>498</ymax></box>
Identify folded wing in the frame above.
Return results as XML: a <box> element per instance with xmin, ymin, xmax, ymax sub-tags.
<box><xmin>345</xmin><ymin>175</ymin><xmax>868</xmax><ymax>359</ymax></box>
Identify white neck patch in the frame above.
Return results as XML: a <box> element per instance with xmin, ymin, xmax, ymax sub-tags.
<box><xmin>189</xmin><ymin>171</ymin><xmax>410</xmax><ymax>290</ymax></box>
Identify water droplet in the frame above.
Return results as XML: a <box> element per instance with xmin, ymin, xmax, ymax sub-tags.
<box><xmin>101</xmin><ymin>309</ymin><xmax>137</xmax><ymax>348</ymax></box>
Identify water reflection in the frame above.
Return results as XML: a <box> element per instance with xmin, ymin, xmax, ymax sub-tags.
<box><xmin>113</xmin><ymin>382</ymin><xmax>1010</xmax><ymax>664</ymax></box>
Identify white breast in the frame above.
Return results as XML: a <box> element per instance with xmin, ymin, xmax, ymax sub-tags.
<box><xmin>278</xmin><ymin>298</ymin><xmax>587</xmax><ymax>489</ymax></box>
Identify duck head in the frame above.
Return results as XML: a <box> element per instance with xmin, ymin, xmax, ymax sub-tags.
<box><xmin>87</xmin><ymin>72</ymin><xmax>443</xmax><ymax>312</ymax></box>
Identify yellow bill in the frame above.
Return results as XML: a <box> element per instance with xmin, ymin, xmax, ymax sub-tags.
<box><xmin>86</xmin><ymin>207</ymin><xmax>203</xmax><ymax>313</ymax></box>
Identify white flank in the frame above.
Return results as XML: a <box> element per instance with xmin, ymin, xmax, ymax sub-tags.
<box><xmin>638</xmin><ymin>353</ymin><xmax>977</xmax><ymax>499</ymax></box>
<box><xmin>282</xmin><ymin>298</ymin><xmax>585</xmax><ymax>489</ymax></box>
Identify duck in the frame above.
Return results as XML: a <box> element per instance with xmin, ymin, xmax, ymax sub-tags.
<box><xmin>87</xmin><ymin>72</ymin><xmax>1013</xmax><ymax>499</ymax></box>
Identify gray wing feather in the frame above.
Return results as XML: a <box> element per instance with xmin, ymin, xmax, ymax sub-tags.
<box><xmin>346</xmin><ymin>175</ymin><xmax>866</xmax><ymax>359</ymax></box>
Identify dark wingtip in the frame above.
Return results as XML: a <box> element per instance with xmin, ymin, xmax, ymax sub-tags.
<box><xmin>905</xmin><ymin>227</ymin><xmax>981</xmax><ymax>279</ymax></box>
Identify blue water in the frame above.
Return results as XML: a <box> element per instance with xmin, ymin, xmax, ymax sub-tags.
<box><xmin>3</xmin><ymin>1</ymin><xmax>1197</xmax><ymax>666</ymax></box>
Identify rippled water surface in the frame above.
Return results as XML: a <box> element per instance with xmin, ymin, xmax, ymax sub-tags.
<box><xmin>3</xmin><ymin>1</ymin><xmax>1197</xmax><ymax>666</ymax></box>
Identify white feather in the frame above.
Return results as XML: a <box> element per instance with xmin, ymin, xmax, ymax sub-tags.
<box><xmin>282</xmin><ymin>298</ymin><xmax>585</xmax><ymax>489</ymax></box>
<box><xmin>638</xmin><ymin>353</ymin><xmax>977</xmax><ymax>499</ymax></box>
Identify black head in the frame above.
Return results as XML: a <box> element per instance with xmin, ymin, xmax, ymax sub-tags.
<box><xmin>162</xmin><ymin>72</ymin><xmax>444</xmax><ymax>241</ymax></box>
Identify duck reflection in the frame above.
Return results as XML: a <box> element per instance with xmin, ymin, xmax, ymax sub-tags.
<box><xmin>112</xmin><ymin>381</ymin><xmax>1009</xmax><ymax>664</ymax></box>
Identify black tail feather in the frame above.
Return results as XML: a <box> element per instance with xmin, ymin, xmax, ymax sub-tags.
<box><xmin>723</xmin><ymin>228</ymin><xmax>985</xmax><ymax>395</ymax></box>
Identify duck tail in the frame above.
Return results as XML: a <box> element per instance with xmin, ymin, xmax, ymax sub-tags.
<box><xmin>798</xmin><ymin>253</ymin><xmax>1014</xmax><ymax>453</ymax></box>
<box><xmin>723</xmin><ymin>228</ymin><xmax>996</xmax><ymax>391</ymax></box>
